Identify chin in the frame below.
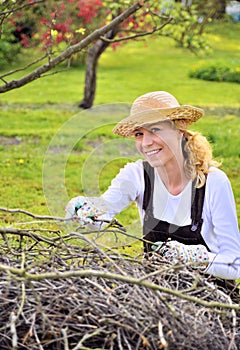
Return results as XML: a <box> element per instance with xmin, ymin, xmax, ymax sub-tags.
<box><xmin>146</xmin><ymin>158</ymin><xmax>163</xmax><ymax>168</ymax></box>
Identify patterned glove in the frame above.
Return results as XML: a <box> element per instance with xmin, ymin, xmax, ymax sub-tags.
<box><xmin>152</xmin><ymin>240</ymin><xmax>209</xmax><ymax>267</ymax></box>
<box><xmin>65</xmin><ymin>196</ymin><xmax>104</xmax><ymax>226</ymax></box>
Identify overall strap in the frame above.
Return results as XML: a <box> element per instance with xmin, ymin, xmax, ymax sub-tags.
<box><xmin>143</xmin><ymin>161</ymin><xmax>154</xmax><ymax>212</ymax></box>
<box><xmin>190</xmin><ymin>179</ymin><xmax>207</xmax><ymax>230</ymax></box>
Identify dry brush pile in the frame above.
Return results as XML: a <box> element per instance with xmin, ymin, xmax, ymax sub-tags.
<box><xmin>0</xmin><ymin>208</ymin><xmax>239</xmax><ymax>350</ymax></box>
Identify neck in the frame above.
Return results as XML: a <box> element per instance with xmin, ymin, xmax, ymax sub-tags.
<box><xmin>156</xmin><ymin>158</ymin><xmax>189</xmax><ymax>195</ymax></box>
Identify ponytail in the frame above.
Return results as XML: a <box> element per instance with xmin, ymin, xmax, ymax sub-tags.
<box><xmin>182</xmin><ymin>130</ymin><xmax>221</xmax><ymax>188</ymax></box>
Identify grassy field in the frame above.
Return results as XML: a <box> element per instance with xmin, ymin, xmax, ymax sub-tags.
<box><xmin>0</xmin><ymin>20</ymin><xmax>239</xmax><ymax>230</ymax></box>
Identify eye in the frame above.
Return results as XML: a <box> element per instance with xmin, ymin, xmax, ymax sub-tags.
<box><xmin>151</xmin><ymin>127</ymin><xmax>161</xmax><ymax>133</ymax></box>
<box><xmin>134</xmin><ymin>131</ymin><xmax>143</xmax><ymax>138</ymax></box>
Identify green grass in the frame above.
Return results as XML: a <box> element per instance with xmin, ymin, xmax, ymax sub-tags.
<box><xmin>1</xmin><ymin>21</ymin><xmax>240</xmax><ymax>106</ymax></box>
<box><xmin>0</xmin><ymin>20</ymin><xmax>239</xmax><ymax>230</ymax></box>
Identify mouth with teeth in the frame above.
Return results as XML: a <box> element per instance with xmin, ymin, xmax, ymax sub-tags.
<box><xmin>145</xmin><ymin>148</ymin><xmax>162</xmax><ymax>157</ymax></box>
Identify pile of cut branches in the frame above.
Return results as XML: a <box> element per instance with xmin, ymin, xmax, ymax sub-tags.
<box><xmin>0</xmin><ymin>208</ymin><xmax>239</xmax><ymax>350</ymax></box>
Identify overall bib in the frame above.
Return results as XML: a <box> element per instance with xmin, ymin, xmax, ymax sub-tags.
<box><xmin>142</xmin><ymin>161</ymin><xmax>209</xmax><ymax>253</ymax></box>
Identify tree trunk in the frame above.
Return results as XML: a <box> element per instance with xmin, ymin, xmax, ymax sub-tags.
<box><xmin>79</xmin><ymin>28</ymin><xmax>119</xmax><ymax>109</ymax></box>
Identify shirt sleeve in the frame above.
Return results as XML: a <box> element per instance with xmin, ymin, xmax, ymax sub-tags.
<box><xmin>203</xmin><ymin>169</ymin><xmax>240</xmax><ymax>280</ymax></box>
<box><xmin>100</xmin><ymin>160</ymin><xmax>144</xmax><ymax>220</ymax></box>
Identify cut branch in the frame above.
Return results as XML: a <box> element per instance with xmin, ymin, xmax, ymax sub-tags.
<box><xmin>0</xmin><ymin>207</ymin><xmax>66</xmax><ymax>221</ymax></box>
<box><xmin>0</xmin><ymin>262</ymin><xmax>239</xmax><ymax>311</ymax></box>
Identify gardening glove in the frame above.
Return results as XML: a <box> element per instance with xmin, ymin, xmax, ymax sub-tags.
<box><xmin>152</xmin><ymin>240</ymin><xmax>209</xmax><ymax>268</ymax></box>
<box><xmin>65</xmin><ymin>196</ymin><xmax>105</xmax><ymax>226</ymax></box>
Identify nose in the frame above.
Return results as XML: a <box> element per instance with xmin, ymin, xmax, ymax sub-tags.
<box><xmin>142</xmin><ymin>130</ymin><xmax>154</xmax><ymax>146</ymax></box>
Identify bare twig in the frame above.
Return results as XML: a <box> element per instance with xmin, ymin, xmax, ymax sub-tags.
<box><xmin>0</xmin><ymin>207</ymin><xmax>66</xmax><ymax>221</ymax></box>
<box><xmin>158</xmin><ymin>321</ymin><xmax>168</xmax><ymax>349</ymax></box>
<box><xmin>9</xmin><ymin>312</ymin><xmax>18</xmax><ymax>350</ymax></box>
<box><xmin>0</xmin><ymin>0</ymin><xmax>45</xmax><ymax>17</ymax></box>
<box><xmin>100</xmin><ymin>17</ymin><xmax>174</xmax><ymax>43</ymax></box>
<box><xmin>0</xmin><ymin>54</ymin><xmax>48</xmax><ymax>80</ymax></box>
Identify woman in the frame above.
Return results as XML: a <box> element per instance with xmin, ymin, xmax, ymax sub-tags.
<box><xmin>65</xmin><ymin>91</ymin><xmax>240</xmax><ymax>280</ymax></box>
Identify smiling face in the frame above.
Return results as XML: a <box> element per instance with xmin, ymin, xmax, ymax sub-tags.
<box><xmin>134</xmin><ymin>121</ymin><xmax>184</xmax><ymax>169</ymax></box>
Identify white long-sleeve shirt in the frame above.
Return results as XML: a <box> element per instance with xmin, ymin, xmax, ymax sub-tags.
<box><xmin>101</xmin><ymin>159</ymin><xmax>240</xmax><ymax>280</ymax></box>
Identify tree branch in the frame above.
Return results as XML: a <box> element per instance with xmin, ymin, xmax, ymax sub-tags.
<box><xmin>0</xmin><ymin>0</ymin><xmax>45</xmax><ymax>17</ymax></box>
<box><xmin>0</xmin><ymin>53</ymin><xmax>48</xmax><ymax>80</ymax></box>
<box><xmin>0</xmin><ymin>1</ymin><xmax>147</xmax><ymax>93</ymax></box>
<box><xmin>100</xmin><ymin>17</ymin><xmax>174</xmax><ymax>43</ymax></box>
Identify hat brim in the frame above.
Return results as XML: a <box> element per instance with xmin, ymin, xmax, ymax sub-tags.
<box><xmin>113</xmin><ymin>105</ymin><xmax>204</xmax><ymax>137</ymax></box>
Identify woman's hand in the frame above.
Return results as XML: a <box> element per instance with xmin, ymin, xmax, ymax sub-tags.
<box><xmin>65</xmin><ymin>196</ymin><xmax>103</xmax><ymax>226</ymax></box>
<box><xmin>152</xmin><ymin>240</ymin><xmax>209</xmax><ymax>267</ymax></box>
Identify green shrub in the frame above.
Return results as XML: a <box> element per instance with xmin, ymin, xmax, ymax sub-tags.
<box><xmin>224</xmin><ymin>68</ymin><xmax>240</xmax><ymax>83</ymax></box>
<box><xmin>0</xmin><ymin>26</ymin><xmax>22</xmax><ymax>67</ymax></box>
<box><xmin>189</xmin><ymin>62</ymin><xmax>240</xmax><ymax>83</ymax></box>
<box><xmin>0</xmin><ymin>39</ymin><xmax>21</xmax><ymax>66</ymax></box>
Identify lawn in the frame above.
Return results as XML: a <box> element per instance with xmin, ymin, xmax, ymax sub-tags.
<box><xmin>0</xmin><ymin>18</ymin><xmax>239</xmax><ymax>347</ymax></box>
<box><xmin>0</xmin><ymin>20</ymin><xmax>239</xmax><ymax>229</ymax></box>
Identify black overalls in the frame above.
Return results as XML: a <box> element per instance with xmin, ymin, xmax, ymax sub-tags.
<box><xmin>142</xmin><ymin>161</ymin><xmax>210</xmax><ymax>253</ymax></box>
<box><xmin>142</xmin><ymin>161</ymin><xmax>239</xmax><ymax>299</ymax></box>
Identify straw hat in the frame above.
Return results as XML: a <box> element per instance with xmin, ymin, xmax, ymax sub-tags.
<box><xmin>113</xmin><ymin>91</ymin><xmax>204</xmax><ymax>137</ymax></box>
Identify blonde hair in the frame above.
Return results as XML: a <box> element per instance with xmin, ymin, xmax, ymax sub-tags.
<box><xmin>182</xmin><ymin>130</ymin><xmax>221</xmax><ymax>188</ymax></box>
